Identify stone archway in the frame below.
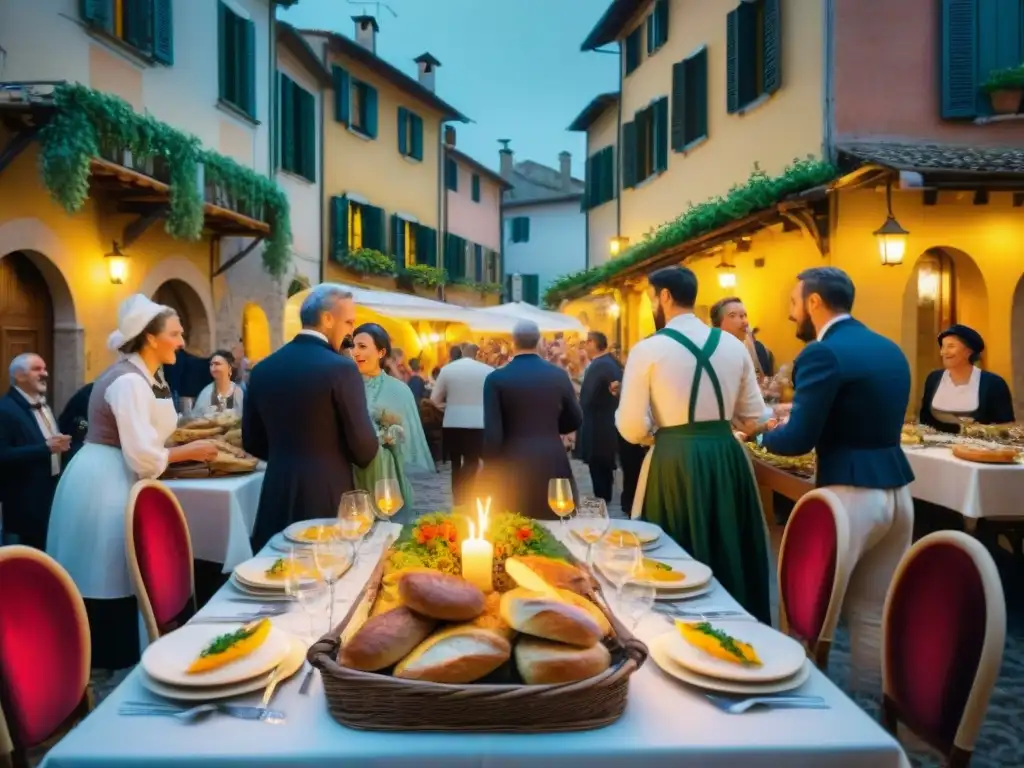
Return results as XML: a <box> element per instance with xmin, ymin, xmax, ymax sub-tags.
<box><xmin>137</xmin><ymin>256</ymin><xmax>216</xmax><ymax>355</ymax></box>
<box><xmin>1011</xmin><ymin>274</ymin><xmax>1024</xmax><ymax>419</ymax></box>
<box><xmin>152</xmin><ymin>279</ymin><xmax>212</xmax><ymax>356</ymax></box>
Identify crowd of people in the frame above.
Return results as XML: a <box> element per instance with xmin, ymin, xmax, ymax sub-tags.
<box><xmin>1</xmin><ymin>263</ymin><xmax>1017</xmax><ymax>703</ymax></box>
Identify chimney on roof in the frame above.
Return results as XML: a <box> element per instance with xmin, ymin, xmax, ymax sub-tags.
<box><xmin>352</xmin><ymin>15</ymin><xmax>378</xmax><ymax>54</ymax></box>
<box><xmin>498</xmin><ymin>139</ymin><xmax>514</xmax><ymax>180</ymax></box>
<box><xmin>414</xmin><ymin>53</ymin><xmax>441</xmax><ymax>93</ymax></box>
<box><xmin>559</xmin><ymin>151</ymin><xmax>572</xmax><ymax>191</ymax></box>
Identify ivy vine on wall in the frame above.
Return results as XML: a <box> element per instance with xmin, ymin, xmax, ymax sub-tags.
<box><xmin>36</xmin><ymin>83</ymin><xmax>292</xmax><ymax>277</ymax></box>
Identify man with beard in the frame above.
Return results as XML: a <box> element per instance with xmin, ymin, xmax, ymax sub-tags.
<box><xmin>616</xmin><ymin>267</ymin><xmax>772</xmax><ymax>623</ymax></box>
<box><xmin>759</xmin><ymin>266</ymin><xmax>913</xmax><ymax>697</ymax></box>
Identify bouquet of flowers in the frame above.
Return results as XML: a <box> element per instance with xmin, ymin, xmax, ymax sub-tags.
<box><xmin>372</xmin><ymin>407</ymin><xmax>404</xmax><ymax>447</ymax></box>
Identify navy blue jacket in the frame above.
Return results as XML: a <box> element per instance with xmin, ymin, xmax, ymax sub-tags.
<box><xmin>761</xmin><ymin>318</ymin><xmax>914</xmax><ymax>490</ymax></box>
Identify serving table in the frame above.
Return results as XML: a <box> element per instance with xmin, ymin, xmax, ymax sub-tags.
<box><xmin>41</xmin><ymin>521</ymin><xmax>908</xmax><ymax>768</ymax></box>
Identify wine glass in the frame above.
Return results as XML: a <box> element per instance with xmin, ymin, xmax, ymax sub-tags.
<box><xmin>547</xmin><ymin>478</ymin><xmax>575</xmax><ymax>534</ymax></box>
<box><xmin>338</xmin><ymin>490</ymin><xmax>375</xmax><ymax>563</ymax></box>
<box><xmin>374</xmin><ymin>478</ymin><xmax>404</xmax><ymax>520</ymax></box>
<box><xmin>312</xmin><ymin>535</ymin><xmax>354</xmax><ymax>634</ymax></box>
<box><xmin>593</xmin><ymin>534</ymin><xmax>642</xmax><ymax>603</ymax></box>
<box><xmin>283</xmin><ymin>548</ymin><xmax>327</xmax><ymax>643</ymax></box>
<box><xmin>572</xmin><ymin>500</ymin><xmax>610</xmax><ymax>566</ymax></box>
<box><xmin>956</xmin><ymin>415</ymin><xmax>976</xmax><ymax>439</ymax></box>
<box><xmin>618</xmin><ymin>578</ymin><xmax>656</xmax><ymax>631</ymax></box>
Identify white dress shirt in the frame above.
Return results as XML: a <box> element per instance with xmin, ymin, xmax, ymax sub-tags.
<box><xmin>817</xmin><ymin>313</ymin><xmax>851</xmax><ymax>341</ymax></box>
<box><xmin>616</xmin><ymin>313</ymin><xmax>769</xmax><ymax>445</ymax></box>
<box><xmin>298</xmin><ymin>329</ymin><xmax>329</xmax><ymax>344</ymax></box>
<box><xmin>15</xmin><ymin>387</ymin><xmax>60</xmax><ymax>475</ymax></box>
<box><xmin>430</xmin><ymin>358</ymin><xmax>493</xmax><ymax>429</ymax></box>
<box><xmin>104</xmin><ymin>354</ymin><xmax>174</xmax><ymax>478</ymax></box>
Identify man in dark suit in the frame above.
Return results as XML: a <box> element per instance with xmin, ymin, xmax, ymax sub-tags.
<box><xmin>579</xmin><ymin>331</ymin><xmax>621</xmax><ymax>504</ymax></box>
<box><xmin>759</xmin><ymin>266</ymin><xmax>914</xmax><ymax>699</ymax></box>
<box><xmin>482</xmin><ymin>320</ymin><xmax>583</xmax><ymax>519</ymax></box>
<box><xmin>0</xmin><ymin>353</ymin><xmax>71</xmax><ymax>549</ymax></box>
<box><xmin>243</xmin><ymin>285</ymin><xmax>380</xmax><ymax>551</ymax></box>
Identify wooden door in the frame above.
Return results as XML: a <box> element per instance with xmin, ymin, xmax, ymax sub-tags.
<box><xmin>0</xmin><ymin>252</ymin><xmax>54</xmax><ymax>393</ymax></box>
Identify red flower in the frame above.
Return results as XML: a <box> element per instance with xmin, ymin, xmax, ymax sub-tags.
<box><xmin>516</xmin><ymin>527</ymin><xmax>533</xmax><ymax>541</ymax></box>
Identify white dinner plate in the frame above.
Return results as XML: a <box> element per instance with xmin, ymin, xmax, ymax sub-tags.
<box><xmin>228</xmin><ymin>573</ymin><xmax>296</xmax><ymax>601</ymax></box>
<box><xmin>650</xmin><ymin>631</ymin><xmax>811</xmax><ymax>694</ymax></box>
<box><xmin>654</xmin><ymin>583</ymin><xmax>714</xmax><ymax>601</ymax></box>
<box><xmin>234</xmin><ymin>556</ymin><xmax>319</xmax><ymax>590</ymax></box>
<box><xmin>633</xmin><ymin>558</ymin><xmax>712</xmax><ymax>590</ymax></box>
<box><xmin>667</xmin><ymin>620</ymin><xmax>806</xmax><ymax>682</ymax></box>
<box><xmin>283</xmin><ymin>519</ymin><xmax>339</xmax><ymax>544</ymax></box>
<box><xmin>268</xmin><ymin>532</ymin><xmax>313</xmax><ymax>553</ymax></box>
<box><xmin>141</xmin><ymin>623</ymin><xmax>291</xmax><ymax>687</ymax></box>
<box><xmin>139</xmin><ymin>633</ymin><xmax>306</xmax><ymax>701</ymax></box>
<box><xmin>604</xmin><ymin>520</ymin><xmax>662</xmax><ymax>545</ymax></box>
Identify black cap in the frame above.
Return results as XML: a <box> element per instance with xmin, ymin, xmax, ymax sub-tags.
<box><xmin>938</xmin><ymin>324</ymin><xmax>984</xmax><ymax>356</ymax></box>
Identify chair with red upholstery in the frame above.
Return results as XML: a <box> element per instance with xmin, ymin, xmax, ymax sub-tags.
<box><xmin>125</xmin><ymin>479</ymin><xmax>196</xmax><ymax>643</ymax></box>
<box><xmin>0</xmin><ymin>546</ymin><xmax>91</xmax><ymax>768</ymax></box>
<box><xmin>777</xmin><ymin>489</ymin><xmax>852</xmax><ymax>670</ymax></box>
<box><xmin>881</xmin><ymin>530</ymin><xmax>1005</xmax><ymax>768</ymax></box>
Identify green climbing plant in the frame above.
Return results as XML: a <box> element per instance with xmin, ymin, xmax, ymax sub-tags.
<box><xmin>337</xmin><ymin>247</ymin><xmax>397</xmax><ymax>276</ymax></box>
<box><xmin>542</xmin><ymin>156</ymin><xmax>839</xmax><ymax>306</ymax></box>
<box><xmin>402</xmin><ymin>263</ymin><xmax>447</xmax><ymax>288</ymax></box>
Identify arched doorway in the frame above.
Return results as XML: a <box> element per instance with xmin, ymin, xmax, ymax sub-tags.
<box><xmin>1012</xmin><ymin>274</ymin><xmax>1024</xmax><ymax>419</ymax></box>
<box><xmin>242</xmin><ymin>303</ymin><xmax>271</xmax><ymax>363</ymax></box>
<box><xmin>0</xmin><ymin>252</ymin><xmax>53</xmax><ymax>393</ymax></box>
<box><xmin>153</xmin><ymin>279</ymin><xmax>211</xmax><ymax>356</ymax></box>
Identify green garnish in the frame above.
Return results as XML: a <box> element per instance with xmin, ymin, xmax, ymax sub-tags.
<box><xmin>200</xmin><ymin>622</ymin><xmax>260</xmax><ymax>658</ymax></box>
<box><xmin>694</xmin><ymin>622</ymin><xmax>748</xmax><ymax>663</ymax></box>
<box><xmin>653</xmin><ymin>560</ymin><xmax>672</xmax><ymax>571</ymax></box>
<box><xmin>266</xmin><ymin>558</ymin><xmax>286</xmax><ymax>576</ymax></box>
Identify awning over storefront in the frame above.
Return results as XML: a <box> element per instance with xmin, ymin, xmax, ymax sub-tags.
<box><xmin>332</xmin><ymin>282</ymin><xmax>488</xmax><ymax>326</ymax></box>
<box><xmin>477</xmin><ymin>302</ymin><xmax>587</xmax><ymax>333</ymax></box>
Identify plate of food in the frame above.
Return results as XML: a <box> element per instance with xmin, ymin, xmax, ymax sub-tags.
<box><xmin>588</xmin><ymin>520</ymin><xmax>662</xmax><ymax>548</ymax></box>
<box><xmin>228</xmin><ymin>573</ymin><xmax>296</xmax><ymax>601</ymax></box>
<box><xmin>650</xmin><ymin>632</ymin><xmax>811</xmax><ymax>694</ymax></box>
<box><xmin>632</xmin><ymin>558</ymin><xmax>711</xmax><ymax>589</ymax></box>
<box><xmin>140</xmin><ymin>619</ymin><xmax>291</xmax><ymax>687</ymax></box>
<box><xmin>233</xmin><ymin>556</ymin><xmax>324</xmax><ymax>589</ymax></box>
<box><xmin>653</xmin><ymin>583</ymin><xmax>714</xmax><ymax>601</ymax></box>
<box><xmin>667</xmin><ymin>620</ymin><xmax>806</xmax><ymax>682</ymax></box>
<box><xmin>284</xmin><ymin>519</ymin><xmax>363</xmax><ymax>544</ymax></box>
<box><xmin>139</xmin><ymin>633</ymin><xmax>306</xmax><ymax>701</ymax></box>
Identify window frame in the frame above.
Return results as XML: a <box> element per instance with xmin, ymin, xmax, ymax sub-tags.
<box><xmin>218</xmin><ymin>0</ymin><xmax>256</xmax><ymax>120</ymax></box>
<box><xmin>277</xmin><ymin>73</ymin><xmax>316</xmax><ymax>182</ymax></box>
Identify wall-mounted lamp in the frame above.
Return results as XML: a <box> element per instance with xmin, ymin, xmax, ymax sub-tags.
<box><xmin>609</xmin><ymin>236</ymin><xmax>630</xmax><ymax>256</ymax></box>
<box><xmin>105</xmin><ymin>242</ymin><xmax>129</xmax><ymax>285</ymax></box>
<box><xmin>874</xmin><ymin>181</ymin><xmax>910</xmax><ymax>266</ymax></box>
<box><xmin>607</xmin><ymin>302</ymin><xmax>621</xmax><ymax>319</ymax></box>
<box><xmin>917</xmin><ymin>261</ymin><xmax>940</xmax><ymax>303</ymax></box>
<box><xmin>717</xmin><ymin>260</ymin><xmax>737</xmax><ymax>289</ymax></box>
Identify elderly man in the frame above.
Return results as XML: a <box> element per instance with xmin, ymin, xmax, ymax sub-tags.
<box><xmin>243</xmin><ymin>284</ymin><xmax>380</xmax><ymax>551</ymax></box>
<box><xmin>0</xmin><ymin>353</ymin><xmax>71</xmax><ymax>549</ymax></box>
<box><xmin>481</xmin><ymin>321</ymin><xmax>582</xmax><ymax>519</ymax></box>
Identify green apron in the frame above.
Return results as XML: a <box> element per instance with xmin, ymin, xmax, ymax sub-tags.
<box><xmin>642</xmin><ymin>327</ymin><xmax>772</xmax><ymax>624</ymax></box>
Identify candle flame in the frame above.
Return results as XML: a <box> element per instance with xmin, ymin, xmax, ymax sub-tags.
<box><xmin>475</xmin><ymin>497</ymin><xmax>491</xmax><ymax>540</ymax></box>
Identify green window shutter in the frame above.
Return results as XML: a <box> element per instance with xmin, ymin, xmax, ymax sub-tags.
<box><xmin>582</xmin><ymin>154</ymin><xmax>593</xmax><ymax>210</ymax></box>
<box><xmin>417</xmin><ymin>226</ymin><xmax>438</xmax><ymax>267</ymax></box>
<box><xmin>654</xmin><ymin>97</ymin><xmax>669</xmax><ymax>173</ymax></box>
<box><xmin>693</xmin><ymin>47</ymin><xmax>709</xmax><ymax>140</ymax></box>
<box><xmin>124</xmin><ymin>0</ymin><xmax>151</xmax><ymax>53</ymax></box>
<box><xmin>81</xmin><ymin>0</ymin><xmax>112</xmax><ymax>30</ymax></box>
<box><xmin>940</xmin><ymin>0</ymin><xmax>979</xmax><ymax>119</ymax></box>
<box><xmin>671</xmin><ymin>59</ymin><xmax>686</xmax><ymax>151</ymax></box>
<box><xmin>151</xmin><ymin>0</ymin><xmax>173</xmax><ymax>64</ymax></box>
<box><xmin>298</xmin><ymin>87</ymin><xmax>316</xmax><ymax>181</ymax></box>
<box><xmin>621</xmin><ymin>120</ymin><xmax>637</xmax><ymax>188</ymax></box>
<box><xmin>604</xmin><ymin>146</ymin><xmax>615</xmax><ymax>202</ymax></box>
<box><xmin>656</xmin><ymin>0</ymin><xmax>669</xmax><ymax>48</ymax></box>
<box><xmin>329</xmin><ymin>195</ymin><xmax>349</xmax><ymax>262</ymax></box>
<box><xmin>363</xmin><ymin>85</ymin><xmax>378</xmax><ymax>138</ymax></box>
<box><xmin>363</xmin><ymin>205</ymin><xmax>385</xmax><ymax>251</ymax></box>
<box><xmin>522</xmin><ymin>274</ymin><xmax>540</xmax><ymax>306</ymax></box>
<box><xmin>646</xmin><ymin>14</ymin><xmax>655</xmax><ymax>55</ymax></box>
<box><xmin>410</xmin><ymin>114</ymin><xmax>424</xmax><ymax>160</ymax></box>
<box><xmin>473</xmin><ymin>244</ymin><xmax>483</xmax><ymax>280</ymax></box>
<box><xmin>521</xmin><ymin>217</ymin><xmax>530</xmax><ymax>242</ymax></box>
<box><xmin>242</xmin><ymin>18</ymin><xmax>256</xmax><ymax>117</ymax></box>
<box><xmin>333</xmin><ymin>65</ymin><xmax>350</xmax><ymax>125</ymax></box>
<box><xmin>397</xmin><ymin>107</ymin><xmax>409</xmax><ymax>156</ymax></box>
<box><xmin>471</xmin><ymin>174</ymin><xmax>481</xmax><ymax>202</ymax></box>
<box><xmin>279</xmin><ymin>75</ymin><xmax>294</xmax><ymax>172</ymax></box>
<box><xmin>625</xmin><ymin>27</ymin><xmax>641</xmax><ymax>75</ymax></box>
<box><xmin>762</xmin><ymin>0</ymin><xmax>782</xmax><ymax>96</ymax></box>
<box><xmin>391</xmin><ymin>214</ymin><xmax>405</xmax><ymax>259</ymax></box>
<box><xmin>445</xmin><ymin>157</ymin><xmax>458</xmax><ymax>190</ymax></box>
<box><xmin>737</xmin><ymin>2</ymin><xmax>759</xmax><ymax>107</ymax></box>
<box><xmin>218</xmin><ymin>3</ymin><xmax>229</xmax><ymax>102</ymax></box>
<box><xmin>976</xmin><ymin>0</ymin><xmax>1022</xmax><ymax>115</ymax></box>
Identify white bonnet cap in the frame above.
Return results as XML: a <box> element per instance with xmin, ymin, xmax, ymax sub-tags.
<box><xmin>106</xmin><ymin>294</ymin><xmax>174</xmax><ymax>352</ymax></box>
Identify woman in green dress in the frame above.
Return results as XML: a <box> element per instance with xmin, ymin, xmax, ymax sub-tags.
<box><xmin>350</xmin><ymin>323</ymin><xmax>434</xmax><ymax>512</ymax></box>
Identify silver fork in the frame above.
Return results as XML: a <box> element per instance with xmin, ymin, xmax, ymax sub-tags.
<box><xmin>654</xmin><ymin>606</ymin><xmax>748</xmax><ymax>620</ymax></box>
<box><xmin>118</xmin><ymin>702</ymin><xmax>286</xmax><ymax>722</ymax></box>
<box><xmin>704</xmin><ymin>694</ymin><xmax>829</xmax><ymax>714</ymax></box>
<box><xmin>191</xmin><ymin>608</ymin><xmax>289</xmax><ymax>624</ymax></box>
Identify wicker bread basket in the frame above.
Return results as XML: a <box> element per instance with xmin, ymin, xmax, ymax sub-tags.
<box><xmin>308</xmin><ymin>540</ymin><xmax>648</xmax><ymax>732</ymax></box>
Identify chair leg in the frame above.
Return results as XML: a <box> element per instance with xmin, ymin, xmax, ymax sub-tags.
<box><xmin>812</xmin><ymin>639</ymin><xmax>832</xmax><ymax>671</ymax></box>
<box><xmin>948</xmin><ymin>746</ymin><xmax>972</xmax><ymax>768</ymax></box>
<box><xmin>881</xmin><ymin>694</ymin><xmax>899</xmax><ymax>735</ymax></box>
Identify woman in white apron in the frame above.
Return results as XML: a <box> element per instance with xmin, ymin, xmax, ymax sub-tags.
<box><xmin>46</xmin><ymin>295</ymin><xmax>219</xmax><ymax>670</ymax></box>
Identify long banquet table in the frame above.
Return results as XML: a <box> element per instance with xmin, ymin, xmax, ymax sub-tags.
<box><xmin>42</xmin><ymin>521</ymin><xmax>909</xmax><ymax>768</ymax></box>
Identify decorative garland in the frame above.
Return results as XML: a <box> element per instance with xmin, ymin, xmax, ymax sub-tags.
<box><xmin>543</xmin><ymin>156</ymin><xmax>839</xmax><ymax>306</ymax></box>
<box><xmin>37</xmin><ymin>82</ymin><xmax>292</xmax><ymax>277</ymax></box>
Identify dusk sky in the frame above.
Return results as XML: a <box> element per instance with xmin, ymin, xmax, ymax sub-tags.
<box><xmin>280</xmin><ymin>0</ymin><xmax>620</xmax><ymax>177</ymax></box>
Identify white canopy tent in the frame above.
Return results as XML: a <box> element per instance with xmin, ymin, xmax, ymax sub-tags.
<box><xmin>477</xmin><ymin>302</ymin><xmax>587</xmax><ymax>334</ymax></box>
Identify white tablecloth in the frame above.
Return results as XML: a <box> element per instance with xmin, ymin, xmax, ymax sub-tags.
<box><xmin>163</xmin><ymin>471</ymin><xmax>264</xmax><ymax>570</ymax></box>
<box><xmin>42</xmin><ymin>523</ymin><xmax>908</xmax><ymax>768</ymax></box>
<box><xmin>904</xmin><ymin>446</ymin><xmax>1024</xmax><ymax>520</ymax></box>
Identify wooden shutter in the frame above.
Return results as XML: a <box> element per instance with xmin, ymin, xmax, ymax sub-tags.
<box><xmin>332</xmin><ymin>66</ymin><xmax>351</xmax><ymax>125</ymax></box>
<box><xmin>762</xmin><ymin>0</ymin><xmax>782</xmax><ymax>96</ymax></box>
<box><xmin>218</xmin><ymin>2</ymin><xmax>230</xmax><ymax>102</ymax></box>
<box><xmin>390</xmin><ymin>215</ymin><xmax>404</xmax><ymax>259</ymax></box>
<box><xmin>693</xmin><ymin>47</ymin><xmax>709</xmax><ymax>140</ymax></box>
<box><xmin>522</xmin><ymin>274</ymin><xmax>540</xmax><ymax>306</ymax></box>
<box><xmin>940</xmin><ymin>0</ymin><xmax>979</xmax><ymax>119</ymax></box>
<box><xmin>363</xmin><ymin>85</ymin><xmax>378</xmax><ymax>138</ymax></box>
<box><xmin>417</xmin><ymin>226</ymin><xmax>438</xmax><ymax>267</ymax></box>
<box><xmin>410</xmin><ymin>114</ymin><xmax>424</xmax><ymax>160</ymax></box>
<box><xmin>445</xmin><ymin>234</ymin><xmax>466</xmax><ymax>279</ymax></box>
<box><xmin>329</xmin><ymin>195</ymin><xmax>349</xmax><ymax>261</ymax></box>
<box><xmin>472</xmin><ymin>174</ymin><xmax>481</xmax><ymax>202</ymax></box>
<box><xmin>625</xmin><ymin>27</ymin><xmax>642</xmax><ymax>75</ymax></box>
<box><xmin>603</xmin><ymin>147</ymin><xmax>615</xmax><ymax>202</ymax></box>
<box><xmin>522</xmin><ymin>217</ymin><xmax>530</xmax><ymax>242</ymax></box>
<box><xmin>646</xmin><ymin>14</ymin><xmax>655</xmax><ymax>55</ymax></box>
<box><xmin>621</xmin><ymin>120</ymin><xmax>637</xmax><ymax>188</ymax></box>
<box><xmin>364</xmin><ymin>205</ymin><xmax>385</xmax><ymax>251</ymax></box>
<box><xmin>81</xmin><ymin>0</ymin><xmax>112</xmax><ymax>30</ymax></box>
<box><xmin>654</xmin><ymin>97</ymin><xmax>668</xmax><ymax>173</ymax></box>
<box><xmin>671</xmin><ymin>59</ymin><xmax>687</xmax><ymax>151</ymax></box>
<box><xmin>242</xmin><ymin>18</ymin><xmax>256</xmax><ymax>117</ymax></box>
<box><xmin>151</xmin><ymin>0</ymin><xmax>173</xmax><ymax>64</ymax></box>
<box><xmin>736</xmin><ymin>1</ymin><xmax>759</xmax><ymax>107</ymax></box>
<box><xmin>656</xmin><ymin>0</ymin><xmax>669</xmax><ymax>47</ymax></box>
<box><xmin>976</xmin><ymin>0</ymin><xmax>1022</xmax><ymax>115</ymax></box>
<box><xmin>279</xmin><ymin>74</ymin><xmax>295</xmax><ymax>172</ymax></box>
<box><xmin>445</xmin><ymin>157</ymin><xmax>458</xmax><ymax>190</ymax></box>
<box><xmin>123</xmin><ymin>0</ymin><xmax>151</xmax><ymax>53</ymax></box>
<box><xmin>397</xmin><ymin>107</ymin><xmax>409</xmax><ymax>156</ymax></box>
<box><xmin>298</xmin><ymin>86</ymin><xmax>316</xmax><ymax>181</ymax></box>
<box><xmin>473</xmin><ymin>244</ymin><xmax>483</xmax><ymax>281</ymax></box>
<box><xmin>583</xmin><ymin>154</ymin><xmax>593</xmax><ymax>210</ymax></box>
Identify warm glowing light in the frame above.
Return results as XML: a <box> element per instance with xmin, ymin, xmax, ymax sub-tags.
<box><xmin>429</xmin><ymin>332</ymin><xmax>441</xmax><ymax>343</ymax></box>
<box><xmin>462</xmin><ymin>497</ymin><xmax>493</xmax><ymax>593</ymax></box>
<box><xmin>609</xmin><ymin>235</ymin><xmax>629</xmax><ymax>256</ymax></box>
<box><xmin>717</xmin><ymin>267</ymin><xmax>737</xmax><ymax>289</ymax></box>
<box><xmin>876</xmin><ymin>182</ymin><xmax>909</xmax><ymax>266</ymax></box>
<box><xmin>917</xmin><ymin>263</ymin><xmax>939</xmax><ymax>302</ymax></box>
<box><xmin>608</xmin><ymin>303</ymin><xmax>620</xmax><ymax>319</ymax></box>
<box><xmin>105</xmin><ymin>243</ymin><xmax>129</xmax><ymax>285</ymax></box>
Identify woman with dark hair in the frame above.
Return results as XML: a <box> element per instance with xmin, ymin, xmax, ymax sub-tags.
<box><xmin>350</xmin><ymin>323</ymin><xmax>433</xmax><ymax>509</ymax></box>
<box><xmin>191</xmin><ymin>349</ymin><xmax>244</xmax><ymax>417</ymax></box>
<box><xmin>919</xmin><ymin>324</ymin><xmax>1015</xmax><ymax>433</ymax></box>
<box><xmin>46</xmin><ymin>295</ymin><xmax>219</xmax><ymax>671</ymax></box>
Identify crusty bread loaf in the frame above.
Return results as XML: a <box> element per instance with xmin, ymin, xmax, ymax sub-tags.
<box><xmin>554</xmin><ymin>588</ymin><xmax>611</xmax><ymax>638</ymax></box>
<box><xmin>514</xmin><ymin>636</ymin><xmax>612</xmax><ymax>685</ymax></box>
<box><xmin>398</xmin><ymin>571</ymin><xmax>486</xmax><ymax>622</ymax></box>
<box><xmin>338</xmin><ymin>607</ymin><xmax>436</xmax><ymax>671</ymax></box>
<box><xmin>952</xmin><ymin>444</ymin><xmax>1019</xmax><ymax>464</ymax></box>
<box><xmin>499</xmin><ymin>588</ymin><xmax>602</xmax><ymax>648</ymax></box>
<box><xmin>393</xmin><ymin>624</ymin><xmax>512</xmax><ymax>683</ymax></box>
<box><xmin>504</xmin><ymin>556</ymin><xmax>590</xmax><ymax>596</ymax></box>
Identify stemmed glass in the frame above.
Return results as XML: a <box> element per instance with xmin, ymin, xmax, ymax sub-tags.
<box><xmin>547</xmin><ymin>478</ymin><xmax>575</xmax><ymax>534</ymax></box>
<box><xmin>571</xmin><ymin>500</ymin><xmax>610</xmax><ymax>566</ymax></box>
<box><xmin>374</xmin><ymin>478</ymin><xmax>404</xmax><ymax>521</ymax></box>
<box><xmin>594</xmin><ymin>534</ymin><xmax>642</xmax><ymax>604</ymax></box>
<box><xmin>283</xmin><ymin>548</ymin><xmax>327</xmax><ymax>643</ymax></box>
<box><xmin>618</xmin><ymin>578</ymin><xmax>657</xmax><ymax>631</ymax></box>
<box><xmin>312</xmin><ymin>534</ymin><xmax>354</xmax><ymax>634</ymax></box>
<box><xmin>338</xmin><ymin>490</ymin><xmax>375</xmax><ymax>565</ymax></box>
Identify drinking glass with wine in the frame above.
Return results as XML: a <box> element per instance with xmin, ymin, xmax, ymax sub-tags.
<box><xmin>338</xmin><ymin>490</ymin><xmax>374</xmax><ymax>564</ymax></box>
<box><xmin>547</xmin><ymin>478</ymin><xmax>575</xmax><ymax>533</ymax></box>
<box><xmin>374</xmin><ymin>478</ymin><xmax>403</xmax><ymax>520</ymax></box>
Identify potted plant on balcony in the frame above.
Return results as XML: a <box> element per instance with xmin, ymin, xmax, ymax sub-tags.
<box><xmin>981</xmin><ymin>64</ymin><xmax>1024</xmax><ymax>114</ymax></box>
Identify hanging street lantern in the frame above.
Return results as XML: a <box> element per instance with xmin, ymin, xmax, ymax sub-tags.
<box><xmin>717</xmin><ymin>261</ymin><xmax>737</xmax><ymax>289</ymax></box>
<box><xmin>609</xmin><ymin>236</ymin><xmax>629</xmax><ymax>256</ymax></box>
<box><xmin>875</xmin><ymin>181</ymin><xmax>910</xmax><ymax>266</ymax></box>
<box><xmin>105</xmin><ymin>242</ymin><xmax>129</xmax><ymax>285</ymax></box>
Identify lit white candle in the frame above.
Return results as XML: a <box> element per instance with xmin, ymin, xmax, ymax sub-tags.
<box><xmin>461</xmin><ymin>498</ymin><xmax>493</xmax><ymax>593</ymax></box>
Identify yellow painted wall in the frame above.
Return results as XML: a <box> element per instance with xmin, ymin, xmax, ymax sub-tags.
<box><xmin>615</xmin><ymin>0</ymin><xmax>824</xmax><ymax>250</ymax></box>
<box><xmin>586</xmin><ymin>105</ymin><xmax>620</xmax><ymax>270</ymax></box>
<box><xmin>322</xmin><ymin>51</ymin><xmax>445</xmax><ymax>285</ymax></box>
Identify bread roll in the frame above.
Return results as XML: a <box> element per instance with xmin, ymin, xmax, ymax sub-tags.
<box><xmin>399</xmin><ymin>571</ymin><xmax>486</xmax><ymax>621</ymax></box>
<box><xmin>952</xmin><ymin>444</ymin><xmax>1019</xmax><ymax>464</ymax></box>
<box><xmin>515</xmin><ymin>637</ymin><xmax>612</xmax><ymax>685</ymax></box>
<box><xmin>499</xmin><ymin>588</ymin><xmax>602</xmax><ymax>647</ymax></box>
<box><xmin>555</xmin><ymin>588</ymin><xmax>611</xmax><ymax>638</ymax></box>
<box><xmin>504</xmin><ymin>556</ymin><xmax>590</xmax><ymax>596</ymax></box>
<box><xmin>470</xmin><ymin>591</ymin><xmax>514</xmax><ymax>640</ymax></box>
<box><xmin>339</xmin><ymin>607</ymin><xmax>436</xmax><ymax>671</ymax></box>
<box><xmin>394</xmin><ymin>625</ymin><xmax>512</xmax><ymax>683</ymax></box>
